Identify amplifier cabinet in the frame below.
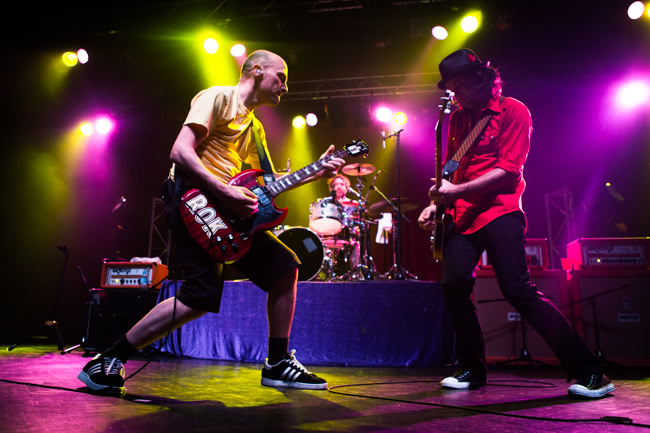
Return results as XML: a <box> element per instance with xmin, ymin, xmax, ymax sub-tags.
<box><xmin>473</xmin><ymin>269</ymin><xmax>571</xmax><ymax>361</ymax></box>
<box><xmin>82</xmin><ymin>288</ymin><xmax>158</xmax><ymax>353</ymax></box>
<box><xmin>568</xmin><ymin>269</ymin><xmax>650</xmax><ymax>364</ymax></box>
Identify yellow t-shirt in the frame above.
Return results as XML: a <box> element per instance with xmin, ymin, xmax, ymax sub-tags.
<box><xmin>173</xmin><ymin>86</ymin><xmax>275</xmax><ymax>183</ymax></box>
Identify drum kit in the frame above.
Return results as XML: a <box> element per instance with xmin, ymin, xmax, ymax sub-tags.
<box><xmin>274</xmin><ymin>162</ymin><xmax>419</xmax><ymax>281</ymax></box>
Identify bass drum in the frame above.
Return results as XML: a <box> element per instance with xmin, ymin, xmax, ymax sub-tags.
<box><xmin>276</xmin><ymin>227</ymin><xmax>325</xmax><ymax>281</ymax></box>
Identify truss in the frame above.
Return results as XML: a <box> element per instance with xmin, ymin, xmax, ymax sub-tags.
<box><xmin>544</xmin><ymin>188</ymin><xmax>576</xmax><ymax>270</ymax></box>
<box><xmin>282</xmin><ymin>73</ymin><xmax>440</xmax><ymax>101</ymax></box>
<box><xmin>148</xmin><ymin>197</ymin><xmax>172</xmax><ymax>265</ymax></box>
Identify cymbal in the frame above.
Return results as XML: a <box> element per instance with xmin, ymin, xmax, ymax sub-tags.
<box><xmin>341</xmin><ymin>163</ymin><xmax>375</xmax><ymax>176</ymax></box>
<box><xmin>368</xmin><ymin>198</ymin><xmax>420</xmax><ymax>214</ymax></box>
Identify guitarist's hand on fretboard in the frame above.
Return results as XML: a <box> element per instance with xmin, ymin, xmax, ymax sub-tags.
<box><xmin>317</xmin><ymin>144</ymin><xmax>347</xmax><ymax>179</ymax></box>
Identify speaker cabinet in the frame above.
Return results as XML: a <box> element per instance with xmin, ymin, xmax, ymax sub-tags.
<box><xmin>83</xmin><ymin>288</ymin><xmax>157</xmax><ymax>353</ymax></box>
<box><xmin>568</xmin><ymin>269</ymin><xmax>650</xmax><ymax>364</ymax></box>
<box><xmin>473</xmin><ymin>269</ymin><xmax>572</xmax><ymax>361</ymax></box>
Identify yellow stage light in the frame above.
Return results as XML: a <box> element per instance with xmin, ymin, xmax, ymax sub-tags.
<box><xmin>203</xmin><ymin>38</ymin><xmax>219</xmax><ymax>54</ymax></box>
<box><xmin>80</xmin><ymin>123</ymin><xmax>94</xmax><ymax>136</ymax></box>
<box><xmin>395</xmin><ymin>112</ymin><xmax>408</xmax><ymax>125</ymax></box>
<box><xmin>62</xmin><ymin>52</ymin><xmax>78</xmax><ymax>67</ymax></box>
<box><xmin>292</xmin><ymin>116</ymin><xmax>307</xmax><ymax>129</ymax></box>
<box><xmin>461</xmin><ymin>15</ymin><xmax>480</xmax><ymax>33</ymax></box>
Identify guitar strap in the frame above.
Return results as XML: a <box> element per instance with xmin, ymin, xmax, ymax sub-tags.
<box><xmin>442</xmin><ymin>113</ymin><xmax>493</xmax><ymax>180</ymax></box>
<box><xmin>442</xmin><ymin>96</ymin><xmax>506</xmax><ymax>180</ymax></box>
<box><xmin>250</xmin><ymin>118</ymin><xmax>276</xmax><ymax>185</ymax></box>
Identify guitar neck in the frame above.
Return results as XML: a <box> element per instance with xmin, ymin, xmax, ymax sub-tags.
<box><xmin>265</xmin><ymin>149</ymin><xmax>350</xmax><ymax>197</ymax></box>
<box><xmin>435</xmin><ymin>116</ymin><xmax>444</xmax><ymax>189</ymax></box>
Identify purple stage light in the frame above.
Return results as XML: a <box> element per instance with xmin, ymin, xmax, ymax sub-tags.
<box><xmin>375</xmin><ymin>106</ymin><xmax>393</xmax><ymax>123</ymax></box>
<box><xmin>615</xmin><ymin>79</ymin><xmax>650</xmax><ymax>111</ymax></box>
<box><xmin>95</xmin><ymin>116</ymin><xmax>115</xmax><ymax>135</ymax></box>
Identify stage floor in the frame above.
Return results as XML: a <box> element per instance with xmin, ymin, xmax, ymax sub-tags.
<box><xmin>2</xmin><ymin>345</ymin><xmax>649</xmax><ymax>433</ymax></box>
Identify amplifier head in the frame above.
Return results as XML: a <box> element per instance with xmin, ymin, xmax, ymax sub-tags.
<box><xmin>100</xmin><ymin>262</ymin><xmax>168</xmax><ymax>289</ymax></box>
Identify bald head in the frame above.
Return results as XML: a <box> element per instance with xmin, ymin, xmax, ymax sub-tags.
<box><xmin>241</xmin><ymin>50</ymin><xmax>286</xmax><ymax>78</ymax></box>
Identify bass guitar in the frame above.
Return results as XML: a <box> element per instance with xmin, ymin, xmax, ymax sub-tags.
<box><xmin>180</xmin><ymin>140</ymin><xmax>369</xmax><ymax>263</ymax></box>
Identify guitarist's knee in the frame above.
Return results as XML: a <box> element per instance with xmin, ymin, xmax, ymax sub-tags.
<box><xmin>267</xmin><ymin>267</ymin><xmax>298</xmax><ymax>298</ymax></box>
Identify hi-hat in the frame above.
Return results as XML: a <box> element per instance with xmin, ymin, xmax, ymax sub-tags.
<box><xmin>369</xmin><ymin>198</ymin><xmax>419</xmax><ymax>214</ymax></box>
<box><xmin>342</xmin><ymin>163</ymin><xmax>375</xmax><ymax>176</ymax></box>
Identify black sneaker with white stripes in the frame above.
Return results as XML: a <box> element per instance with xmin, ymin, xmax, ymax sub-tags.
<box><xmin>568</xmin><ymin>373</ymin><xmax>615</xmax><ymax>398</ymax></box>
<box><xmin>77</xmin><ymin>354</ymin><xmax>126</xmax><ymax>393</ymax></box>
<box><xmin>261</xmin><ymin>350</ymin><xmax>328</xmax><ymax>390</ymax></box>
<box><xmin>440</xmin><ymin>369</ymin><xmax>487</xmax><ymax>390</ymax></box>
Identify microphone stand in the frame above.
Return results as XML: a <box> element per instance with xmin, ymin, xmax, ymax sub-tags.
<box><xmin>558</xmin><ymin>283</ymin><xmax>630</xmax><ymax>367</ymax></box>
<box><xmin>383</xmin><ymin>129</ymin><xmax>418</xmax><ymax>280</ymax></box>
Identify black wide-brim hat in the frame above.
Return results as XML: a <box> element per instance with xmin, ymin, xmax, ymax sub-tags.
<box><xmin>437</xmin><ymin>48</ymin><xmax>485</xmax><ymax>89</ymax></box>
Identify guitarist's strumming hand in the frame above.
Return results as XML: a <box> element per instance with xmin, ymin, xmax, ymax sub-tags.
<box><xmin>222</xmin><ymin>184</ymin><xmax>259</xmax><ymax>219</ymax></box>
<box><xmin>428</xmin><ymin>177</ymin><xmax>461</xmax><ymax>206</ymax></box>
<box><xmin>418</xmin><ymin>203</ymin><xmax>437</xmax><ymax>231</ymax></box>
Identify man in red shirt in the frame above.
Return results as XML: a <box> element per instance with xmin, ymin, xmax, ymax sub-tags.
<box><xmin>418</xmin><ymin>49</ymin><xmax>614</xmax><ymax>398</ymax></box>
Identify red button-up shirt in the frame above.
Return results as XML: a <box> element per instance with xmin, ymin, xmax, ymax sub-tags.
<box><xmin>446</xmin><ymin>96</ymin><xmax>532</xmax><ymax>234</ymax></box>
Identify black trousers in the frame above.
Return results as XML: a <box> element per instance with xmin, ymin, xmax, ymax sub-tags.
<box><xmin>442</xmin><ymin>211</ymin><xmax>602</xmax><ymax>378</ymax></box>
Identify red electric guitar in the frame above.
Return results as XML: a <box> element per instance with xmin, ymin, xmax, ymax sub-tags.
<box><xmin>180</xmin><ymin>140</ymin><xmax>369</xmax><ymax>263</ymax></box>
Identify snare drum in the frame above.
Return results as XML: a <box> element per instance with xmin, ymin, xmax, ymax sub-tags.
<box><xmin>309</xmin><ymin>198</ymin><xmax>344</xmax><ymax>235</ymax></box>
<box><xmin>276</xmin><ymin>227</ymin><xmax>325</xmax><ymax>281</ymax></box>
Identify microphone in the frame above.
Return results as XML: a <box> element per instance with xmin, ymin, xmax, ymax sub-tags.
<box><xmin>368</xmin><ymin>170</ymin><xmax>381</xmax><ymax>190</ymax></box>
<box><xmin>330</xmin><ymin>189</ymin><xmax>337</xmax><ymax>200</ymax></box>
<box><xmin>348</xmin><ymin>187</ymin><xmax>361</xmax><ymax>198</ymax></box>
<box><xmin>381</xmin><ymin>130</ymin><xmax>386</xmax><ymax>149</ymax></box>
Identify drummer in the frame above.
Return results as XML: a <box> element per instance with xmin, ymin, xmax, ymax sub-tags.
<box><xmin>325</xmin><ymin>174</ymin><xmax>361</xmax><ymax>268</ymax></box>
<box><xmin>327</xmin><ymin>174</ymin><xmax>358</xmax><ymax>208</ymax></box>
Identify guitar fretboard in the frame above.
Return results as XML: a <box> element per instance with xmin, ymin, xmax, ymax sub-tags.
<box><xmin>266</xmin><ymin>149</ymin><xmax>350</xmax><ymax>197</ymax></box>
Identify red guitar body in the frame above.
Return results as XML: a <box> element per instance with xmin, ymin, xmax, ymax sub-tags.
<box><xmin>179</xmin><ymin>169</ymin><xmax>287</xmax><ymax>263</ymax></box>
<box><xmin>178</xmin><ymin>140</ymin><xmax>369</xmax><ymax>263</ymax></box>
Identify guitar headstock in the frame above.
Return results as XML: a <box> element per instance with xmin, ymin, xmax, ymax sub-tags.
<box><xmin>439</xmin><ymin>90</ymin><xmax>454</xmax><ymax>114</ymax></box>
<box><xmin>344</xmin><ymin>140</ymin><xmax>369</xmax><ymax>158</ymax></box>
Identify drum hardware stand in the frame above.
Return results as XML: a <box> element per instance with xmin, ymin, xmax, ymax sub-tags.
<box><xmin>381</xmin><ymin>129</ymin><xmax>418</xmax><ymax>280</ymax></box>
<box><xmin>9</xmin><ymin>245</ymin><xmax>69</xmax><ymax>353</ymax></box>
<box><xmin>369</xmin><ymin>183</ymin><xmax>418</xmax><ymax>280</ymax></box>
<box><xmin>340</xmin><ymin>175</ymin><xmax>381</xmax><ymax>281</ymax></box>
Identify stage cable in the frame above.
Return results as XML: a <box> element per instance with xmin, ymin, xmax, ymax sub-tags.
<box><xmin>124</xmin><ymin>176</ymin><xmax>228</xmax><ymax>381</ymax></box>
<box><xmin>123</xmin><ymin>178</ymin><xmax>185</xmax><ymax>382</ymax></box>
<box><xmin>327</xmin><ymin>380</ymin><xmax>650</xmax><ymax>429</ymax></box>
